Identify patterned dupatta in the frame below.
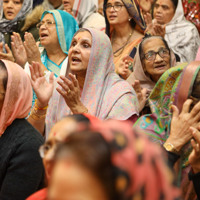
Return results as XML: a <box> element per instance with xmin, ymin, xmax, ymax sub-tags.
<box><xmin>40</xmin><ymin>10</ymin><xmax>79</xmax><ymax>77</ymax></box>
<box><xmin>134</xmin><ymin>62</ymin><xmax>200</xmax><ymax>146</ymax></box>
<box><xmin>134</xmin><ymin>61</ymin><xmax>200</xmax><ymax>199</ymax></box>
<box><xmin>46</xmin><ymin>28</ymin><xmax>139</xmax><ymax>136</ymax></box>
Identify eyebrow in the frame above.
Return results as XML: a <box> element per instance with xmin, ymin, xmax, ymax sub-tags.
<box><xmin>73</xmin><ymin>38</ymin><xmax>92</xmax><ymax>43</ymax></box>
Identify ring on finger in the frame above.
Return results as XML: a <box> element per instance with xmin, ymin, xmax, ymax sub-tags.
<box><xmin>67</xmin><ymin>89</ymin><xmax>71</xmax><ymax>94</ymax></box>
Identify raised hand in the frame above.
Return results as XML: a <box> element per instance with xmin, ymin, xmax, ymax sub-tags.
<box><xmin>144</xmin><ymin>13</ymin><xmax>166</xmax><ymax>37</ymax></box>
<box><xmin>132</xmin><ymin>80</ymin><xmax>147</xmax><ymax>112</ymax></box>
<box><xmin>166</xmin><ymin>100</ymin><xmax>200</xmax><ymax>152</ymax></box>
<box><xmin>11</xmin><ymin>32</ymin><xmax>27</xmax><ymax>67</ymax></box>
<box><xmin>24</xmin><ymin>32</ymin><xmax>41</xmax><ymax>65</ymax></box>
<box><xmin>57</xmin><ymin>73</ymin><xmax>88</xmax><ymax>114</ymax></box>
<box><xmin>30</xmin><ymin>62</ymin><xmax>54</xmax><ymax>108</ymax></box>
<box><xmin>189</xmin><ymin>127</ymin><xmax>200</xmax><ymax>173</ymax></box>
<box><xmin>116</xmin><ymin>55</ymin><xmax>133</xmax><ymax>80</ymax></box>
<box><xmin>0</xmin><ymin>42</ymin><xmax>15</xmax><ymax>62</ymax></box>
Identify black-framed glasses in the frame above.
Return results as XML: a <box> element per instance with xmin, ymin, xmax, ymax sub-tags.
<box><xmin>36</xmin><ymin>20</ymin><xmax>56</xmax><ymax>29</ymax></box>
<box><xmin>143</xmin><ymin>48</ymin><xmax>170</xmax><ymax>61</ymax></box>
<box><xmin>105</xmin><ymin>4</ymin><xmax>125</xmax><ymax>12</ymax></box>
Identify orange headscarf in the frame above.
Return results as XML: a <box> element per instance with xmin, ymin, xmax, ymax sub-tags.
<box><xmin>0</xmin><ymin>60</ymin><xmax>32</xmax><ymax>135</ymax></box>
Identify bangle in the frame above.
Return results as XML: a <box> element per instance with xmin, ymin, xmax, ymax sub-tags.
<box><xmin>29</xmin><ymin>109</ymin><xmax>46</xmax><ymax>120</ymax></box>
<box><xmin>30</xmin><ymin>113</ymin><xmax>46</xmax><ymax>120</ymax></box>
<box><xmin>35</xmin><ymin>100</ymin><xmax>48</xmax><ymax>110</ymax></box>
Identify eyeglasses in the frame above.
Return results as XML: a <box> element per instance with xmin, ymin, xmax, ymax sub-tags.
<box><xmin>39</xmin><ymin>143</ymin><xmax>52</xmax><ymax>158</ymax></box>
<box><xmin>105</xmin><ymin>4</ymin><xmax>125</xmax><ymax>12</ymax></box>
<box><xmin>143</xmin><ymin>48</ymin><xmax>170</xmax><ymax>61</ymax></box>
<box><xmin>36</xmin><ymin>20</ymin><xmax>56</xmax><ymax>29</ymax></box>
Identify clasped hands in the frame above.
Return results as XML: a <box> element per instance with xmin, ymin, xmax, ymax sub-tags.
<box><xmin>0</xmin><ymin>32</ymin><xmax>41</xmax><ymax>68</ymax></box>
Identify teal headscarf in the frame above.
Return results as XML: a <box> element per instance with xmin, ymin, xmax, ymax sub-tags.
<box><xmin>40</xmin><ymin>10</ymin><xmax>79</xmax><ymax>77</ymax></box>
<box><xmin>31</xmin><ymin>10</ymin><xmax>78</xmax><ymax>108</ymax></box>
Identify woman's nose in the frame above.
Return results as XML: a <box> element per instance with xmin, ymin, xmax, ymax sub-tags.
<box><xmin>154</xmin><ymin>53</ymin><xmax>163</xmax><ymax>62</ymax></box>
<box><xmin>72</xmin><ymin>45</ymin><xmax>80</xmax><ymax>53</ymax></box>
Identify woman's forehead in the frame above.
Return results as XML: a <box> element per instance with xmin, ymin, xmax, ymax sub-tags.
<box><xmin>42</xmin><ymin>13</ymin><xmax>55</xmax><ymax>21</ymax></box>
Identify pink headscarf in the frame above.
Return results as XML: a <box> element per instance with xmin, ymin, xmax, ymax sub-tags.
<box><xmin>0</xmin><ymin>60</ymin><xmax>32</xmax><ymax>135</ymax></box>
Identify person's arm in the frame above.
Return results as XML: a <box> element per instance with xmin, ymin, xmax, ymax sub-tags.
<box><xmin>27</xmin><ymin>62</ymin><xmax>54</xmax><ymax>135</ymax></box>
<box><xmin>28</xmin><ymin>100</ymin><xmax>48</xmax><ymax>135</ymax></box>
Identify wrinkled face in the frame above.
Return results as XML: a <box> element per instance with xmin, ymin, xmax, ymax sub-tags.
<box><xmin>105</xmin><ymin>0</ymin><xmax>130</xmax><ymax>26</ymax></box>
<box><xmin>68</xmin><ymin>31</ymin><xmax>92</xmax><ymax>77</ymax></box>
<box><xmin>48</xmin><ymin>159</ymin><xmax>109</xmax><ymax>200</ymax></box>
<box><xmin>42</xmin><ymin>118</ymin><xmax>78</xmax><ymax>181</ymax></box>
<box><xmin>3</xmin><ymin>0</ymin><xmax>22</xmax><ymax>20</ymax></box>
<box><xmin>142</xmin><ymin>38</ymin><xmax>170</xmax><ymax>82</ymax></box>
<box><xmin>153</xmin><ymin>0</ymin><xmax>175</xmax><ymax>25</ymax></box>
<box><xmin>39</xmin><ymin>14</ymin><xmax>60</xmax><ymax>49</ymax></box>
<box><xmin>62</xmin><ymin>0</ymin><xmax>75</xmax><ymax>11</ymax></box>
<box><xmin>0</xmin><ymin>69</ymin><xmax>7</xmax><ymax>115</ymax></box>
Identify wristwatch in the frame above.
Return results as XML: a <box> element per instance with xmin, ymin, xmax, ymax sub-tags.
<box><xmin>163</xmin><ymin>142</ymin><xmax>179</xmax><ymax>154</ymax></box>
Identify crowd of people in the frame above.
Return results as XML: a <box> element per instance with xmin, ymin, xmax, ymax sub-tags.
<box><xmin>0</xmin><ymin>0</ymin><xmax>200</xmax><ymax>199</ymax></box>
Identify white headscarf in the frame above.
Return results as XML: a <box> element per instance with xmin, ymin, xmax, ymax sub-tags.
<box><xmin>164</xmin><ymin>0</ymin><xmax>200</xmax><ymax>62</ymax></box>
<box><xmin>72</xmin><ymin>0</ymin><xmax>98</xmax><ymax>27</ymax></box>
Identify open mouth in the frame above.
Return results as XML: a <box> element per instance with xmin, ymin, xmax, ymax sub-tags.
<box><xmin>6</xmin><ymin>11</ymin><xmax>14</xmax><ymax>15</ymax></box>
<box><xmin>154</xmin><ymin>64</ymin><xmax>166</xmax><ymax>69</ymax></box>
<box><xmin>72</xmin><ymin>56</ymin><xmax>81</xmax><ymax>64</ymax></box>
<box><xmin>40</xmin><ymin>33</ymin><xmax>48</xmax><ymax>39</ymax></box>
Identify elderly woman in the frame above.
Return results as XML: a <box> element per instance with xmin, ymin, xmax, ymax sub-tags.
<box><xmin>0</xmin><ymin>0</ymin><xmax>36</xmax><ymax>61</ymax></box>
<box><xmin>48</xmin><ymin>120</ymin><xmax>181</xmax><ymax>200</ymax></box>
<box><xmin>62</xmin><ymin>0</ymin><xmax>105</xmax><ymax>31</ymax></box>
<box><xmin>152</xmin><ymin>0</ymin><xmax>200</xmax><ymax>62</ymax></box>
<box><xmin>103</xmin><ymin>0</ymin><xmax>146</xmax><ymax>78</ymax></box>
<box><xmin>0</xmin><ymin>60</ymin><xmax>44</xmax><ymax>199</ymax></box>
<box><xmin>134</xmin><ymin>61</ymin><xmax>200</xmax><ymax>199</ymax></box>
<box><xmin>127</xmin><ymin>36</ymin><xmax>176</xmax><ymax>94</ymax></box>
<box><xmin>126</xmin><ymin>36</ymin><xmax>176</xmax><ymax>113</ymax></box>
<box><xmin>23</xmin><ymin>10</ymin><xmax>78</xmax><ymax>76</ymax></box>
<box><xmin>28</xmin><ymin>28</ymin><xmax>139</xmax><ymax>136</ymax></box>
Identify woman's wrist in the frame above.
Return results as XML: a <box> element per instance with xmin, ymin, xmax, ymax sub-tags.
<box><xmin>164</xmin><ymin>137</ymin><xmax>183</xmax><ymax>153</ymax></box>
<box><xmin>36</xmin><ymin>99</ymin><xmax>49</xmax><ymax>109</ymax></box>
<box><xmin>70</xmin><ymin>102</ymin><xmax>88</xmax><ymax>114</ymax></box>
